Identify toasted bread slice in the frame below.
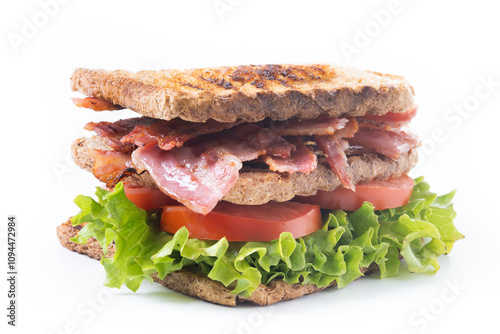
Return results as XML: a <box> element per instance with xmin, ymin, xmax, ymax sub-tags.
<box><xmin>71</xmin><ymin>65</ymin><xmax>415</xmax><ymax>123</ymax></box>
<box><xmin>57</xmin><ymin>220</ymin><xmax>380</xmax><ymax>306</ymax></box>
<box><xmin>71</xmin><ymin>136</ymin><xmax>417</xmax><ymax>205</ymax></box>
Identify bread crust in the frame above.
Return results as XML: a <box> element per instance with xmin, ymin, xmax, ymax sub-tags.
<box><xmin>71</xmin><ymin>136</ymin><xmax>417</xmax><ymax>205</ymax></box>
<box><xmin>57</xmin><ymin>220</ymin><xmax>380</xmax><ymax>306</ymax></box>
<box><xmin>71</xmin><ymin>65</ymin><xmax>415</xmax><ymax>123</ymax></box>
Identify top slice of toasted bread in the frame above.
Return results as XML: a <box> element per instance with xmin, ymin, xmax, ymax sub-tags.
<box><xmin>71</xmin><ymin>64</ymin><xmax>415</xmax><ymax>122</ymax></box>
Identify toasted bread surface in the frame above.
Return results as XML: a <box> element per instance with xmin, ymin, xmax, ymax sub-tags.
<box><xmin>71</xmin><ymin>136</ymin><xmax>417</xmax><ymax>205</ymax></box>
<box><xmin>71</xmin><ymin>65</ymin><xmax>415</xmax><ymax>122</ymax></box>
<box><xmin>57</xmin><ymin>220</ymin><xmax>380</xmax><ymax>306</ymax></box>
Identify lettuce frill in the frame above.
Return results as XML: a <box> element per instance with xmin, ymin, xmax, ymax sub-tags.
<box><xmin>70</xmin><ymin>177</ymin><xmax>463</xmax><ymax>297</ymax></box>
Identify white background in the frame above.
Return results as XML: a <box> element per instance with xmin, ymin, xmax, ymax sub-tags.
<box><xmin>1</xmin><ymin>0</ymin><xmax>499</xmax><ymax>333</ymax></box>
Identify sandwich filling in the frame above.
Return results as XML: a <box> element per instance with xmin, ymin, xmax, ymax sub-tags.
<box><xmin>82</xmin><ymin>98</ymin><xmax>419</xmax><ymax>215</ymax></box>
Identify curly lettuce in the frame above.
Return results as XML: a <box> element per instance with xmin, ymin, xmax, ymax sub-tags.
<box><xmin>70</xmin><ymin>177</ymin><xmax>463</xmax><ymax>297</ymax></box>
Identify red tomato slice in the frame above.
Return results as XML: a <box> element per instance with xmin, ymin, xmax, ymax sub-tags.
<box><xmin>160</xmin><ymin>201</ymin><xmax>323</xmax><ymax>241</ymax></box>
<box><xmin>121</xmin><ymin>184</ymin><xmax>178</xmax><ymax>210</ymax></box>
<box><xmin>294</xmin><ymin>174</ymin><xmax>414</xmax><ymax>211</ymax></box>
<box><xmin>361</xmin><ymin>107</ymin><xmax>417</xmax><ymax>127</ymax></box>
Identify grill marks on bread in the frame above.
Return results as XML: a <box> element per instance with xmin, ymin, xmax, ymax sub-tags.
<box><xmin>71</xmin><ymin>64</ymin><xmax>415</xmax><ymax>122</ymax></box>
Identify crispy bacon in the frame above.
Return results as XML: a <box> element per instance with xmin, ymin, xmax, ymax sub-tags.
<box><xmin>87</xmin><ymin>117</ymin><xmax>243</xmax><ymax>153</ymax></box>
<box><xmin>132</xmin><ymin>140</ymin><xmax>258</xmax><ymax>215</ymax></box>
<box><xmin>130</xmin><ymin>123</ymin><xmax>311</xmax><ymax>214</ymax></box>
<box><xmin>314</xmin><ymin>119</ymin><xmax>359</xmax><ymax>191</ymax></box>
<box><xmin>83</xmin><ymin>112</ymin><xmax>419</xmax><ymax>213</ymax></box>
<box><xmin>191</xmin><ymin>133</ymin><xmax>265</xmax><ymax>162</ymax></box>
<box><xmin>85</xmin><ymin>117</ymin><xmax>156</xmax><ymax>153</ymax></box>
<box><xmin>72</xmin><ymin>97</ymin><xmax>123</xmax><ymax>111</ymax></box>
<box><xmin>315</xmin><ymin>136</ymin><xmax>353</xmax><ymax>191</ymax></box>
<box><xmin>270</xmin><ymin>117</ymin><xmax>349</xmax><ymax>136</ymax></box>
<box><xmin>122</xmin><ymin>119</ymin><xmax>244</xmax><ymax>150</ymax></box>
<box><xmin>231</xmin><ymin>123</ymin><xmax>296</xmax><ymax>158</ymax></box>
<box><xmin>348</xmin><ymin>122</ymin><xmax>419</xmax><ymax>160</ymax></box>
<box><xmin>263</xmin><ymin>138</ymin><xmax>317</xmax><ymax>174</ymax></box>
<box><xmin>87</xmin><ymin>120</ymin><xmax>302</xmax><ymax>213</ymax></box>
<box><xmin>90</xmin><ymin>149</ymin><xmax>135</xmax><ymax>187</ymax></box>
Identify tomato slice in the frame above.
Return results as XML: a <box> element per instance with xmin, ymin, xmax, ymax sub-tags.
<box><xmin>293</xmin><ymin>174</ymin><xmax>414</xmax><ymax>211</ymax></box>
<box><xmin>121</xmin><ymin>184</ymin><xmax>178</xmax><ymax>210</ymax></box>
<box><xmin>160</xmin><ymin>201</ymin><xmax>323</xmax><ymax>241</ymax></box>
<box><xmin>361</xmin><ymin>107</ymin><xmax>417</xmax><ymax>127</ymax></box>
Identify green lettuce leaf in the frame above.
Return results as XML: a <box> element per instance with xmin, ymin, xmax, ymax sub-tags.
<box><xmin>70</xmin><ymin>177</ymin><xmax>463</xmax><ymax>297</ymax></box>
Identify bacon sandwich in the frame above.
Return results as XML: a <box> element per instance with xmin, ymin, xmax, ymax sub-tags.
<box><xmin>58</xmin><ymin>64</ymin><xmax>463</xmax><ymax>306</ymax></box>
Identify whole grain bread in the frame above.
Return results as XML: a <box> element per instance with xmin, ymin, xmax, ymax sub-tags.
<box><xmin>57</xmin><ymin>219</ymin><xmax>380</xmax><ymax>306</ymax></box>
<box><xmin>72</xmin><ymin>136</ymin><xmax>417</xmax><ymax>205</ymax></box>
<box><xmin>71</xmin><ymin>64</ymin><xmax>415</xmax><ymax>123</ymax></box>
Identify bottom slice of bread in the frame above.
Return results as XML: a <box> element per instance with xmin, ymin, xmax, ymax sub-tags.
<box><xmin>57</xmin><ymin>219</ymin><xmax>380</xmax><ymax>306</ymax></box>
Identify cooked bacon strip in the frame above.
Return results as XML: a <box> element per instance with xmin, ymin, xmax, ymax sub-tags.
<box><xmin>360</xmin><ymin>107</ymin><xmax>417</xmax><ymax>128</ymax></box>
<box><xmin>90</xmin><ymin>149</ymin><xmax>135</xmax><ymax>187</ymax></box>
<box><xmin>85</xmin><ymin>117</ymin><xmax>156</xmax><ymax>153</ymax></box>
<box><xmin>315</xmin><ymin>136</ymin><xmax>353</xmax><ymax>191</ymax></box>
<box><xmin>231</xmin><ymin>123</ymin><xmax>295</xmax><ymax>158</ymax></box>
<box><xmin>270</xmin><ymin>117</ymin><xmax>348</xmax><ymax>136</ymax></box>
<box><xmin>130</xmin><ymin>123</ymin><xmax>302</xmax><ymax>214</ymax></box>
<box><xmin>315</xmin><ymin>119</ymin><xmax>359</xmax><ymax>191</ymax></box>
<box><xmin>348</xmin><ymin>122</ymin><xmax>419</xmax><ymax>160</ymax></box>
<box><xmin>122</xmin><ymin>119</ymin><xmax>244</xmax><ymax>150</ymax></box>
<box><xmin>263</xmin><ymin>138</ymin><xmax>317</xmax><ymax>174</ymax></box>
<box><xmin>132</xmin><ymin>141</ymin><xmax>259</xmax><ymax>215</ymax></box>
<box><xmin>88</xmin><ymin>120</ymin><xmax>298</xmax><ymax>214</ymax></box>
<box><xmin>191</xmin><ymin>133</ymin><xmax>265</xmax><ymax>162</ymax></box>
<box><xmin>87</xmin><ymin>117</ymin><xmax>296</xmax><ymax>160</ymax></box>
<box><xmin>72</xmin><ymin>97</ymin><xmax>123</xmax><ymax>111</ymax></box>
